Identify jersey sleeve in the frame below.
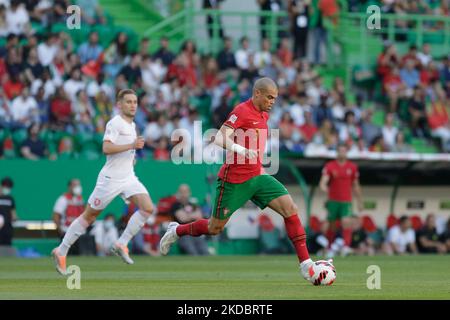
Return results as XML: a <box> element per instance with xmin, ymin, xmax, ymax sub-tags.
<box><xmin>103</xmin><ymin>120</ymin><xmax>120</xmax><ymax>144</ymax></box>
<box><xmin>322</xmin><ymin>163</ymin><xmax>331</xmax><ymax>176</ymax></box>
<box><xmin>223</xmin><ymin>106</ymin><xmax>246</xmax><ymax>129</ymax></box>
<box><xmin>53</xmin><ymin>196</ymin><xmax>67</xmax><ymax>215</ymax></box>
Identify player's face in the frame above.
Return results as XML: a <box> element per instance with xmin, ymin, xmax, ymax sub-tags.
<box><xmin>337</xmin><ymin>146</ymin><xmax>347</xmax><ymax>161</ymax></box>
<box><xmin>120</xmin><ymin>94</ymin><xmax>138</xmax><ymax>118</ymax></box>
<box><xmin>257</xmin><ymin>87</ymin><xmax>278</xmax><ymax>112</ymax></box>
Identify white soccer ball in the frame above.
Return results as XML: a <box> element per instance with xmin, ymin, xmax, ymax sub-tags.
<box><xmin>311</xmin><ymin>260</ymin><xmax>336</xmax><ymax>286</ymax></box>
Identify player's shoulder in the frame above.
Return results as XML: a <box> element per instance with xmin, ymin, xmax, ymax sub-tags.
<box><xmin>325</xmin><ymin>159</ymin><xmax>337</xmax><ymax>167</ymax></box>
<box><xmin>347</xmin><ymin>160</ymin><xmax>358</xmax><ymax>169</ymax></box>
<box><xmin>231</xmin><ymin>100</ymin><xmax>250</xmax><ymax>115</ymax></box>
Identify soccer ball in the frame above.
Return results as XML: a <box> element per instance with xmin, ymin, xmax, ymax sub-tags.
<box><xmin>311</xmin><ymin>260</ymin><xmax>336</xmax><ymax>286</ymax></box>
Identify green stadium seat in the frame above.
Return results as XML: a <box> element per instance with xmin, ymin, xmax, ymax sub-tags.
<box><xmin>12</xmin><ymin>129</ymin><xmax>28</xmax><ymax>146</ymax></box>
<box><xmin>372</xmin><ymin>110</ymin><xmax>385</xmax><ymax>127</ymax></box>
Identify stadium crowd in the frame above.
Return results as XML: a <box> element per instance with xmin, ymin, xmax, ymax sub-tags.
<box><xmin>0</xmin><ymin>0</ymin><xmax>449</xmax><ymax>161</ymax></box>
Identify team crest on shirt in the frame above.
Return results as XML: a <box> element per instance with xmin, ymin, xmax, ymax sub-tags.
<box><xmin>229</xmin><ymin>114</ymin><xmax>238</xmax><ymax>124</ymax></box>
<box><xmin>94</xmin><ymin>198</ymin><xmax>101</xmax><ymax>206</ymax></box>
<box><xmin>223</xmin><ymin>208</ymin><xmax>230</xmax><ymax>216</ymax></box>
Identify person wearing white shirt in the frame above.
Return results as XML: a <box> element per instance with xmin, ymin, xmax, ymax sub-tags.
<box><xmin>92</xmin><ymin>214</ymin><xmax>119</xmax><ymax>256</ymax></box>
<box><xmin>37</xmin><ymin>33</ymin><xmax>59</xmax><ymax>66</ymax></box>
<box><xmin>289</xmin><ymin>93</ymin><xmax>311</xmax><ymax>127</ymax></box>
<box><xmin>234</xmin><ymin>36</ymin><xmax>252</xmax><ymax>70</ymax></box>
<box><xmin>52</xmin><ymin>89</ymin><xmax>155</xmax><ymax>275</ymax></box>
<box><xmin>143</xmin><ymin>113</ymin><xmax>174</xmax><ymax>148</ymax></box>
<box><xmin>5</xmin><ymin>0</ymin><xmax>29</xmax><ymax>36</ymax></box>
<box><xmin>417</xmin><ymin>43</ymin><xmax>433</xmax><ymax>67</ymax></box>
<box><xmin>254</xmin><ymin>38</ymin><xmax>272</xmax><ymax>69</ymax></box>
<box><xmin>10</xmin><ymin>87</ymin><xmax>38</xmax><ymax>128</ymax></box>
<box><xmin>382</xmin><ymin>112</ymin><xmax>398</xmax><ymax>151</ymax></box>
<box><xmin>384</xmin><ymin>216</ymin><xmax>418</xmax><ymax>255</ymax></box>
<box><xmin>63</xmin><ymin>68</ymin><xmax>85</xmax><ymax>101</ymax></box>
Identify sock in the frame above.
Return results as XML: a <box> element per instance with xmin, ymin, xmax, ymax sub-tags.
<box><xmin>343</xmin><ymin>228</ymin><xmax>353</xmax><ymax>247</ymax></box>
<box><xmin>57</xmin><ymin>216</ymin><xmax>89</xmax><ymax>256</ymax></box>
<box><xmin>176</xmin><ymin>219</ymin><xmax>209</xmax><ymax>237</ymax></box>
<box><xmin>117</xmin><ymin>210</ymin><xmax>149</xmax><ymax>246</ymax></box>
<box><xmin>284</xmin><ymin>214</ymin><xmax>310</xmax><ymax>263</ymax></box>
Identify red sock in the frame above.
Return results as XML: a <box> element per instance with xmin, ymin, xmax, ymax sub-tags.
<box><xmin>343</xmin><ymin>228</ymin><xmax>353</xmax><ymax>247</ymax></box>
<box><xmin>284</xmin><ymin>214</ymin><xmax>310</xmax><ymax>263</ymax></box>
<box><xmin>176</xmin><ymin>219</ymin><xmax>210</xmax><ymax>237</ymax></box>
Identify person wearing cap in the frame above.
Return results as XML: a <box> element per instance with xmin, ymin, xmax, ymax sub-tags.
<box><xmin>0</xmin><ymin>177</ymin><xmax>18</xmax><ymax>246</ymax></box>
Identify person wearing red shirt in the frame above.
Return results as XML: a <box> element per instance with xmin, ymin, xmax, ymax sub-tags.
<box><xmin>160</xmin><ymin>77</ymin><xmax>329</xmax><ymax>284</ymax></box>
<box><xmin>319</xmin><ymin>143</ymin><xmax>363</xmax><ymax>251</ymax></box>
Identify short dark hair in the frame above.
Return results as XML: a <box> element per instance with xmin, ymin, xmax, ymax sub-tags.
<box><xmin>1</xmin><ymin>177</ymin><xmax>13</xmax><ymax>188</ymax></box>
<box><xmin>399</xmin><ymin>215</ymin><xmax>409</xmax><ymax>224</ymax></box>
<box><xmin>117</xmin><ymin>89</ymin><xmax>137</xmax><ymax>101</ymax></box>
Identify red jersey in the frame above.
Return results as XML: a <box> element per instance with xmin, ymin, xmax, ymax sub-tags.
<box><xmin>218</xmin><ymin>99</ymin><xmax>269</xmax><ymax>183</ymax></box>
<box><xmin>322</xmin><ymin>160</ymin><xmax>359</xmax><ymax>202</ymax></box>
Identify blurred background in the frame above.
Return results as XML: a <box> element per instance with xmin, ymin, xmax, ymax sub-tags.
<box><xmin>0</xmin><ymin>0</ymin><xmax>449</xmax><ymax>258</ymax></box>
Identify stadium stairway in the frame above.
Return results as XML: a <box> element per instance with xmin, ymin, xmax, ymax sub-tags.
<box><xmin>98</xmin><ymin>0</ymin><xmax>164</xmax><ymax>38</ymax></box>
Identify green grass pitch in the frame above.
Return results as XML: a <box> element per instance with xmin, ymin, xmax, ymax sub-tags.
<box><xmin>0</xmin><ymin>255</ymin><xmax>449</xmax><ymax>299</ymax></box>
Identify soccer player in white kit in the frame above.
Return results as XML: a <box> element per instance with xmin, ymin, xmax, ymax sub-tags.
<box><xmin>51</xmin><ymin>89</ymin><xmax>154</xmax><ymax>275</ymax></box>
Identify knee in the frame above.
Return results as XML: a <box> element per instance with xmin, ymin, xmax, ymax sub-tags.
<box><xmin>140</xmin><ymin>205</ymin><xmax>154</xmax><ymax>217</ymax></box>
<box><xmin>82</xmin><ymin>212</ymin><xmax>97</xmax><ymax>225</ymax></box>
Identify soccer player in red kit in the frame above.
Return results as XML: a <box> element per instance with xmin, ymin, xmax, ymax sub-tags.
<box><xmin>160</xmin><ymin>77</ymin><xmax>332</xmax><ymax>284</ymax></box>
<box><xmin>319</xmin><ymin>143</ymin><xmax>363</xmax><ymax>254</ymax></box>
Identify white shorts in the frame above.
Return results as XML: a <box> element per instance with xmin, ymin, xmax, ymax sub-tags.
<box><xmin>88</xmin><ymin>174</ymin><xmax>149</xmax><ymax>210</ymax></box>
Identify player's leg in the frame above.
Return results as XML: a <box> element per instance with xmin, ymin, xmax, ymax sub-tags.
<box><xmin>52</xmin><ymin>204</ymin><xmax>102</xmax><ymax>275</ymax></box>
<box><xmin>112</xmin><ymin>179</ymin><xmax>154</xmax><ymax>264</ymax></box>
<box><xmin>251</xmin><ymin>175</ymin><xmax>317</xmax><ymax>282</ymax></box>
<box><xmin>326</xmin><ymin>200</ymin><xmax>339</xmax><ymax>243</ymax></box>
<box><xmin>339</xmin><ymin>202</ymin><xmax>354</xmax><ymax>252</ymax></box>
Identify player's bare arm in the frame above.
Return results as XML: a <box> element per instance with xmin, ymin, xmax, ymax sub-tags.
<box><xmin>214</xmin><ymin>124</ymin><xmax>258</xmax><ymax>159</ymax></box>
<box><xmin>102</xmin><ymin>137</ymin><xmax>145</xmax><ymax>155</ymax></box>
<box><xmin>319</xmin><ymin>174</ymin><xmax>330</xmax><ymax>193</ymax></box>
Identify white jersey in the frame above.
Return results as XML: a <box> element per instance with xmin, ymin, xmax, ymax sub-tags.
<box><xmin>100</xmin><ymin>115</ymin><xmax>137</xmax><ymax>181</ymax></box>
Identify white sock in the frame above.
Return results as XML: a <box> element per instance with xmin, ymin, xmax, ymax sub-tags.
<box><xmin>117</xmin><ymin>210</ymin><xmax>149</xmax><ymax>246</ymax></box>
<box><xmin>57</xmin><ymin>216</ymin><xmax>89</xmax><ymax>256</ymax></box>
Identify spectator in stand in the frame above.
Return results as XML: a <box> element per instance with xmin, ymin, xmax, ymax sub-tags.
<box><xmin>338</xmin><ymin>111</ymin><xmax>361</xmax><ymax>146</ymax></box>
<box><xmin>153</xmin><ymin>136</ymin><xmax>170</xmax><ymax>161</ymax></box>
<box><xmin>203</xmin><ymin>0</ymin><xmax>225</xmax><ymax>40</ymax></box>
<box><xmin>23</xmin><ymin>47</ymin><xmax>44</xmax><ymax>84</ymax></box>
<box><xmin>73</xmin><ymin>89</ymin><xmax>95</xmax><ymax>133</ymax></box>
<box><xmin>0</xmin><ymin>5</ymin><xmax>7</xmax><ymax>37</ymax></box>
<box><xmin>382</xmin><ymin>112</ymin><xmax>399</xmax><ymax>151</ymax></box>
<box><xmin>153</xmin><ymin>37</ymin><xmax>176</xmax><ymax>67</ymax></box>
<box><xmin>276</xmin><ymin>37</ymin><xmax>293</xmax><ymax>68</ymax></box>
<box><xmin>279</xmin><ymin>111</ymin><xmax>304</xmax><ymax>152</ymax></box>
<box><xmin>416</xmin><ymin>214</ymin><xmax>447</xmax><ymax>254</ymax></box>
<box><xmin>0</xmin><ymin>87</ymin><xmax>12</xmax><ymax>128</ymax></box>
<box><xmin>257</xmin><ymin>0</ymin><xmax>283</xmax><ymax>40</ymax></box>
<box><xmin>50</xmin><ymin>86</ymin><xmax>73</xmax><ymax>131</ymax></box>
<box><xmin>6</xmin><ymin>0</ymin><xmax>31</xmax><ymax>38</ymax></box>
<box><xmin>63</xmin><ymin>67</ymin><xmax>85</xmax><ymax>102</ymax></box>
<box><xmin>408</xmin><ymin>86</ymin><xmax>429</xmax><ymax>138</ymax></box>
<box><xmin>428</xmin><ymin>82</ymin><xmax>450</xmax><ymax>151</ymax></box>
<box><xmin>171</xmin><ymin>184</ymin><xmax>209</xmax><ymax>255</ymax></box>
<box><xmin>368</xmin><ymin>134</ymin><xmax>388</xmax><ymax>152</ymax></box>
<box><xmin>103</xmin><ymin>32</ymin><xmax>129</xmax><ymax>79</ymax></box>
<box><xmin>360</xmin><ymin>108</ymin><xmax>381</xmax><ymax>148</ymax></box>
<box><xmin>349</xmin><ymin>215</ymin><xmax>375</xmax><ymax>256</ymax></box>
<box><xmin>288</xmin><ymin>0</ymin><xmax>311</xmax><ymax>60</ymax></box>
<box><xmin>20</xmin><ymin>122</ymin><xmax>48</xmax><ymax>160</ymax></box>
<box><xmin>217</xmin><ymin>36</ymin><xmax>237</xmax><ymax>71</ymax></box>
<box><xmin>10</xmin><ymin>86</ymin><xmax>38</xmax><ymax>129</ymax></box>
<box><xmin>92</xmin><ymin>213</ymin><xmax>119</xmax><ymax>256</ymax></box>
<box><xmin>299</xmin><ymin>109</ymin><xmax>317</xmax><ymax>143</ymax></box>
<box><xmin>2</xmin><ymin>72</ymin><xmax>24</xmax><ymax>101</ymax></box>
<box><xmin>440</xmin><ymin>55</ymin><xmax>450</xmax><ymax>98</ymax></box>
<box><xmin>391</xmin><ymin>132</ymin><xmax>413</xmax><ymax>153</ymax></box>
<box><xmin>377</xmin><ymin>43</ymin><xmax>400</xmax><ymax>81</ymax></box>
<box><xmin>235</xmin><ymin>36</ymin><xmax>252</xmax><ymax>70</ymax></box>
<box><xmin>77</xmin><ymin>31</ymin><xmax>103</xmax><ymax>65</ymax></box>
<box><xmin>383</xmin><ymin>66</ymin><xmax>406</xmax><ymax>112</ymax></box>
<box><xmin>384</xmin><ymin>215</ymin><xmax>418</xmax><ymax>255</ymax></box>
<box><xmin>37</xmin><ymin>33</ymin><xmax>59</xmax><ymax>67</ymax></box>
<box><xmin>401</xmin><ymin>44</ymin><xmax>420</xmax><ymax>69</ymax></box>
<box><xmin>144</xmin><ymin>112</ymin><xmax>174</xmax><ymax>150</ymax></box>
<box><xmin>254</xmin><ymin>38</ymin><xmax>272</xmax><ymax>69</ymax></box>
<box><xmin>417</xmin><ymin>43</ymin><xmax>433</xmax><ymax>68</ymax></box>
<box><xmin>399</xmin><ymin>59</ymin><xmax>420</xmax><ymax>92</ymax></box>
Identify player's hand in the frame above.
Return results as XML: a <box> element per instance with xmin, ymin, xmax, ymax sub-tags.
<box><xmin>245</xmin><ymin>149</ymin><xmax>258</xmax><ymax>160</ymax></box>
<box><xmin>134</xmin><ymin>136</ymin><xmax>145</xmax><ymax>150</ymax></box>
